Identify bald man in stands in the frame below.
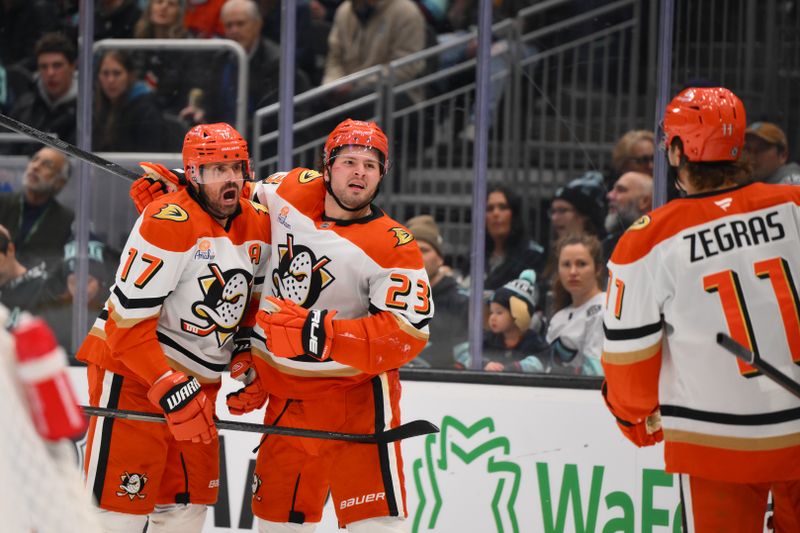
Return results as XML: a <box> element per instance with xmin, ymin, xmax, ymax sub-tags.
<box><xmin>602</xmin><ymin>171</ymin><xmax>653</xmax><ymax>263</ymax></box>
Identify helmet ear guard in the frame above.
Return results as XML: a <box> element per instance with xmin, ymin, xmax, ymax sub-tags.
<box><xmin>662</xmin><ymin>87</ymin><xmax>746</xmax><ymax>163</ymax></box>
<box><xmin>182</xmin><ymin>123</ymin><xmax>252</xmax><ymax>182</ymax></box>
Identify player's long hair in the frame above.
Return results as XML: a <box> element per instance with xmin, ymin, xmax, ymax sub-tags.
<box><xmin>550</xmin><ymin>232</ymin><xmax>604</xmax><ymax>313</ymax></box>
<box><xmin>671</xmin><ymin>138</ymin><xmax>752</xmax><ymax>190</ymax></box>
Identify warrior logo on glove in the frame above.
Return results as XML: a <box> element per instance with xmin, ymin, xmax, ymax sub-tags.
<box><xmin>272</xmin><ymin>234</ymin><xmax>334</xmax><ymax>308</ymax></box>
<box><xmin>181</xmin><ymin>263</ymin><xmax>253</xmax><ymax>346</ymax></box>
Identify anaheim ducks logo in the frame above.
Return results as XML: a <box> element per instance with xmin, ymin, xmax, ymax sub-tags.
<box><xmin>152</xmin><ymin>203</ymin><xmax>189</xmax><ymax>222</ymax></box>
<box><xmin>116</xmin><ymin>472</ymin><xmax>148</xmax><ymax>500</ymax></box>
<box><xmin>628</xmin><ymin>215</ymin><xmax>651</xmax><ymax>231</ymax></box>
<box><xmin>297</xmin><ymin>170</ymin><xmax>323</xmax><ymax>183</ymax></box>
<box><xmin>181</xmin><ymin>263</ymin><xmax>253</xmax><ymax>347</ymax></box>
<box><xmin>272</xmin><ymin>234</ymin><xmax>334</xmax><ymax>308</ymax></box>
<box><xmin>390</xmin><ymin>227</ymin><xmax>414</xmax><ymax>247</ymax></box>
<box><xmin>249</xmin><ymin>200</ymin><xmax>269</xmax><ymax>215</ymax></box>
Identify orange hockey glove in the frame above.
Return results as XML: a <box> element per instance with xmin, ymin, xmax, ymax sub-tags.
<box><xmin>226</xmin><ymin>353</ymin><xmax>269</xmax><ymax>415</ymax></box>
<box><xmin>257</xmin><ymin>297</ymin><xmax>337</xmax><ymax>360</ymax></box>
<box><xmin>130</xmin><ymin>162</ymin><xmax>185</xmax><ymax>214</ymax></box>
<box><xmin>615</xmin><ymin>410</ymin><xmax>663</xmax><ymax>447</ymax></box>
<box><xmin>147</xmin><ymin>371</ymin><xmax>216</xmax><ymax>444</ymax></box>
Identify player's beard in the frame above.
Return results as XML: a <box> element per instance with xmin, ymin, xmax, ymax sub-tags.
<box><xmin>198</xmin><ymin>182</ymin><xmax>241</xmax><ymax>221</ymax></box>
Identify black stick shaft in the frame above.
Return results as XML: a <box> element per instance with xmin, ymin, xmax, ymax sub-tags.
<box><xmin>82</xmin><ymin>405</ymin><xmax>438</xmax><ymax>444</ymax></box>
<box><xmin>716</xmin><ymin>333</ymin><xmax>800</xmax><ymax>400</ymax></box>
<box><xmin>0</xmin><ymin>113</ymin><xmax>140</xmax><ymax>182</ymax></box>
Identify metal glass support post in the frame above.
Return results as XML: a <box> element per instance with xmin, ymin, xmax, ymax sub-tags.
<box><xmin>652</xmin><ymin>0</ymin><xmax>675</xmax><ymax>209</ymax></box>
<box><xmin>278</xmin><ymin>0</ymin><xmax>297</xmax><ymax>170</ymax></box>
<box><xmin>72</xmin><ymin>0</ymin><xmax>95</xmax><ymax>353</ymax></box>
<box><xmin>467</xmin><ymin>0</ymin><xmax>493</xmax><ymax>370</ymax></box>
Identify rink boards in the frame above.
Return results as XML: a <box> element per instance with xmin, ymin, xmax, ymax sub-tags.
<box><xmin>68</xmin><ymin>369</ymin><xmax>692</xmax><ymax>532</ymax></box>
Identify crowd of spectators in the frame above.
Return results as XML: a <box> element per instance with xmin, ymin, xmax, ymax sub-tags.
<box><xmin>2</xmin><ymin>0</ymin><xmax>540</xmax><ymax>154</ymax></box>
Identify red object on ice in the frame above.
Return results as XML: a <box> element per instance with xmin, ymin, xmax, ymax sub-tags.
<box><xmin>12</xmin><ymin>317</ymin><xmax>87</xmax><ymax>441</ymax></box>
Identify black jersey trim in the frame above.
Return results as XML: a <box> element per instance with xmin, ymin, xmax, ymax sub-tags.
<box><xmin>113</xmin><ymin>286</ymin><xmax>169</xmax><ymax>309</ymax></box>
<box><xmin>604</xmin><ymin>320</ymin><xmax>663</xmax><ymax>341</ymax></box>
<box><xmin>157</xmin><ymin>331</ymin><xmax>228</xmax><ymax>372</ymax></box>
<box><xmin>660</xmin><ymin>404</ymin><xmax>800</xmax><ymax>426</ymax></box>
<box><xmin>372</xmin><ymin>375</ymin><xmax>399</xmax><ymax>516</ymax></box>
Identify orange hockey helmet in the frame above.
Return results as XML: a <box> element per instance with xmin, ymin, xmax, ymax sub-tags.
<box><xmin>323</xmin><ymin>119</ymin><xmax>390</xmax><ymax>173</ymax></box>
<box><xmin>182</xmin><ymin>122</ymin><xmax>251</xmax><ymax>181</ymax></box>
<box><xmin>663</xmin><ymin>87</ymin><xmax>746</xmax><ymax>162</ymax></box>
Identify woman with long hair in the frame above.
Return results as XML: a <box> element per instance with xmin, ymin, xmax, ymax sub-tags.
<box><xmin>93</xmin><ymin>49</ymin><xmax>165</xmax><ymax>152</ymax></box>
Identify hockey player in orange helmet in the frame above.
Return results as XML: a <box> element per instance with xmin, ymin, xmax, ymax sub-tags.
<box><xmin>77</xmin><ymin>122</ymin><xmax>270</xmax><ymax>532</ymax></box>
<box><xmin>602</xmin><ymin>86</ymin><xmax>800</xmax><ymax>532</ymax></box>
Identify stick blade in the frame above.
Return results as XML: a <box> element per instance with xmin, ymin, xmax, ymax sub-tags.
<box><xmin>377</xmin><ymin>420</ymin><xmax>440</xmax><ymax>444</ymax></box>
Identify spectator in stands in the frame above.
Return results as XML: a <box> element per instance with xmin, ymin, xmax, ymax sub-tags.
<box><xmin>539</xmin><ymin>171</ymin><xmax>606</xmax><ymax>317</ymax></box>
<box><xmin>0</xmin><ymin>148</ymin><xmax>74</xmax><ymax>268</ymax></box>
<box><xmin>540</xmin><ymin>232</ymin><xmax>605</xmax><ymax>376</ymax></box>
<box><xmin>184</xmin><ymin>0</ymin><xmax>226</xmax><ymax>37</ymax></box>
<box><xmin>609</xmin><ymin>129</ymin><xmax>655</xmax><ymax>183</ymax></box>
<box><xmin>310</xmin><ymin>0</ymin><xmax>344</xmax><ymax>22</ymax></box>
<box><xmin>323</xmin><ymin>0</ymin><xmax>427</xmax><ymax>105</ymax></box>
<box><xmin>549</xmin><ymin>171</ymin><xmax>607</xmax><ymax>240</ymax></box>
<box><xmin>181</xmin><ymin>0</ymin><xmax>311</xmax><ymax>137</ymax></box>
<box><xmin>602</xmin><ymin>171</ymin><xmax>652</xmax><ymax>263</ymax></box>
<box><xmin>485</xmin><ymin>183</ymin><xmax>546</xmax><ymax>292</ymax></box>
<box><xmin>133</xmin><ymin>0</ymin><xmax>199</xmax><ymax>117</ymax></box>
<box><xmin>93</xmin><ymin>49</ymin><xmax>165</xmax><ymax>152</ymax></box>
<box><xmin>406</xmin><ymin>214</ymin><xmax>468</xmax><ymax>369</ymax></box>
<box><xmin>743</xmin><ymin>121</ymin><xmax>800</xmax><ymax>184</ymax></box>
<box><xmin>0</xmin><ymin>0</ymin><xmax>59</xmax><ymax>70</ymax></box>
<box><xmin>8</xmin><ymin>33</ymin><xmax>78</xmax><ymax>155</ymax></box>
<box><xmin>39</xmin><ymin>237</ymin><xmax>114</xmax><ymax>351</ymax></box>
<box><xmin>257</xmin><ymin>0</ymin><xmax>318</xmax><ymax>85</ymax></box>
<box><xmin>0</xmin><ymin>225</ymin><xmax>60</xmax><ymax>329</ymax></box>
<box><xmin>454</xmin><ymin>270</ymin><xmax>547</xmax><ymax>372</ymax></box>
<box><xmin>96</xmin><ymin>0</ymin><xmax>142</xmax><ymax>40</ymax></box>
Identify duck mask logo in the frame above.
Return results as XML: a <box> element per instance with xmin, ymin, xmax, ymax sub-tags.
<box><xmin>272</xmin><ymin>234</ymin><xmax>335</xmax><ymax>308</ymax></box>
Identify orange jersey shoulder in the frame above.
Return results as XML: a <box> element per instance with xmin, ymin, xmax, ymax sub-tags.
<box><xmin>611</xmin><ymin>182</ymin><xmax>800</xmax><ymax>265</ymax></box>
<box><xmin>331</xmin><ymin>215</ymin><xmax>424</xmax><ymax>270</ymax></box>
<box><xmin>274</xmin><ymin>167</ymin><xmax>327</xmax><ymax>218</ymax></box>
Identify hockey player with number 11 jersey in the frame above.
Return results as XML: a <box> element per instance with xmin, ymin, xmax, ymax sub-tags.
<box><xmin>602</xmin><ymin>87</ymin><xmax>800</xmax><ymax>532</ymax></box>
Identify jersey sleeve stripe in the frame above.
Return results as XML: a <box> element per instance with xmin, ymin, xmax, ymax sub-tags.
<box><xmin>156</xmin><ymin>332</ymin><xmax>228</xmax><ymax>372</ymax></box>
<box><xmin>604</xmin><ymin>320</ymin><xmax>663</xmax><ymax>340</ymax></box>
<box><xmin>661</xmin><ymin>404</ymin><xmax>800</xmax><ymax>426</ymax></box>
<box><xmin>109</xmin><ymin>308</ymin><xmax>160</xmax><ymax>328</ymax></box>
<box><xmin>602</xmin><ymin>341</ymin><xmax>661</xmax><ymax>365</ymax></box>
<box><xmin>664</xmin><ymin>428</ymin><xmax>800</xmax><ymax>451</ymax></box>
<box><xmin>112</xmin><ymin>286</ymin><xmax>169</xmax><ymax>309</ymax></box>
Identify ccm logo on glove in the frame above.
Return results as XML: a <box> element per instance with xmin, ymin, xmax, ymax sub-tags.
<box><xmin>160</xmin><ymin>377</ymin><xmax>202</xmax><ymax>412</ymax></box>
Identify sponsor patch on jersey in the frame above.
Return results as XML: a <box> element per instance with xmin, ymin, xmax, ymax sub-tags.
<box><xmin>628</xmin><ymin>215</ymin><xmax>651</xmax><ymax>231</ymax></box>
<box><xmin>194</xmin><ymin>239</ymin><xmax>216</xmax><ymax>260</ymax></box>
<box><xmin>116</xmin><ymin>471</ymin><xmax>148</xmax><ymax>500</ymax></box>
<box><xmin>390</xmin><ymin>227</ymin><xmax>414</xmax><ymax>247</ymax></box>
<box><xmin>152</xmin><ymin>203</ymin><xmax>189</xmax><ymax>222</ymax></box>
<box><xmin>277</xmin><ymin>205</ymin><xmax>291</xmax><ymax>229</ymax></box>
<box><xmin>297</xmin><ymin>170</ymin><xmax>322</xmax><ymax>183</ymax></box>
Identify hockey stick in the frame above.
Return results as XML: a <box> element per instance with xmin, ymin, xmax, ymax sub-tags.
<box><xmin>0</xmin><ymin>113</ymin><xmax>140</xmax><ymax>182</ymax></box>
<box><xmin>82</xmin><ymin>405</ymin><xmax>439</xmax><ymax>444</ymax></box>
<box><xmin>716</xmin><ymin>332</ymin><xmax>800</xmax><ymax>400</ymax></box>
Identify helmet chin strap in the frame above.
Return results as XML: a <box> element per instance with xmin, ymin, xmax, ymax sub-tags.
<box><xmin>323</xmin><ymin>163</ymin><xmax>382</xmax><ymax>214</ymax></box>
<box><xmin>668</xmin><ymin>164</ymin><xmax>687</xmax><ymax>198</ymax></box>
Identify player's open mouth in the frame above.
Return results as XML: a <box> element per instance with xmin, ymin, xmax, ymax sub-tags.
<box><xmin>349</xmin><ymin>182</ymin><xmax>365</xmax><ymax>190</ymax></box>
<box><xmin>223</xmin><ymin>189</ymin><xmax>238</xmax><ymax>201</ymax></box>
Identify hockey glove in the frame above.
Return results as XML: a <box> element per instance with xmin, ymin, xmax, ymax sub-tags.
<box><xmin>226</xmin><ymin>353</ymin><xmax>269</xmax><ymax>415</ymax></box>
<box><xmin>130</xmin><ymin>162</ymin><xmax>185</xmax><ymax>213</ymax></box>
<box><xmin>257</xmin><ymin>296</ymin><xmax>337</xmax><ymax>360</ymax></box>
<box><xmin>616</xmin><ymin>414</ymin><xmax>663</xmax><ymax>447</ymax></box>
<box><xmin>147</xmin><ymin>371</ymin><xmax>217</xmax><ymax>444</ymax></box>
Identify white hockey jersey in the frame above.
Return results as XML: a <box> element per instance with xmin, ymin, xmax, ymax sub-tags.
<box><xmin>602</xmin><ymin>181</ymin><xmax>800</xmax><ymax>482</ymax></box>
<box><xmin>545</xmin><ymin>291</ymin><xmax>604</xmax><ymax>376</ymax></box>
<box><xmin>250</xmin><ymin>168</ymin><xmax>432</xmax><ymax>398</ymax></box>
<box><xmin>77</xmin><ymin>188</ymin><xmax>271</xmax><ymax>384</ymax></box>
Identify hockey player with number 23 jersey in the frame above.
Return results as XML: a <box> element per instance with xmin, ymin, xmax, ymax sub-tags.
<box><xmin>602</xmin><ymin>87</ymin><xmax>800</xmax><ymax>532</ymax></box>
